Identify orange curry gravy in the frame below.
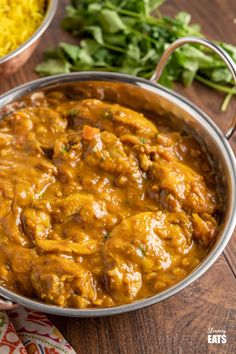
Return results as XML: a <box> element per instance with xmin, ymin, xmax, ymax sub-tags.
<box><xmin>0</xmin><ymin>85</ymin><xmax>222</xmax><ymax>308</ymax></box>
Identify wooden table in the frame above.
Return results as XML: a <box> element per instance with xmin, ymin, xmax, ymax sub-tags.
<box><xmin>1</xmin><ymin>1</ymin><xmax>236</xmax><ymax>353</ymax></box>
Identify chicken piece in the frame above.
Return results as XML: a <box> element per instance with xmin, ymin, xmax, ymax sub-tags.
<box><xmin>151</xmin><ymin>160</ymin><xmax>217</xmax><ymax>214</ymax></box>
<box><xmin>56</xmin><ymin>99</ymin><xmax>158</xmax><ymax>138</ymax></box>
<box><xmin>82</xmin><ymin>126</ymin><xmax>143</xmax><ymax>189</ymax></box>
<box><xmin>62</xmin><ymin>219</ymin><xmax>92</xmax><ymax>241</ymax></box>
<box><xmin>5</xmin><ymin>108</ymin><xmax>67</xmax><ymax>149</ymax></box>
<box><xmin>106</xmin><ymin>265</ymin><xmax>142</xmax><ymax>303</ymax></box>
<box><xmin>0</xmin><ymin>246</ymin><xmax>37</xmax><ymax>296</ymax></box>
<box><xmin>23</xmin><ymin>139</ymin><xmax>45</xmax><ymax>156</ymax></box>
<box><xmin>30</xmin><ymin>256</ymin><xmax>97</xmax><ymax>307</ymax></box>
<box><xmin>52</xmin><ymin>134</ymin><xmax>83</xmax><ymax>183</ymax></box>
<box><xmin>0</xmin><ymin>149</ymin><xmax>55</xmax><ymax>207</ymax></box>
<box><xmin>156</xmin><ymin>132</ymin><xmax>182</xmax><ymax>148</ymax></box>
<box><xmin>79</xmin><ymin>199</ymin><xmax>119</xmax><ymax>231</ymax></box>
<box><xmin>121</xmin><ymin>131</ymin><xmax>181</xmax><ymax>162</ymax></box>
<box><xmin>33</xmin><ymin>193</ymin><xmax>93</xmax><ymax>222</ymax></box>
<box><xmin>0</xmin><ymin>203</ymin><xmax>31</xmax><ymax>246</ymax></box>
<box><xmin>21</xmin><ymin>208</ymin><xmax>51</xmax><ymax>241</ymax></box>
<box><xmin>0</xmin><ymin>199</ymin><xmax>11</xmax><ymax>218</ymax></box>
<box><xmin>192</xmin><ymin>213</ymin><xmax>218</xmax><ymax>246</ymax></box>
<box><xmin>110</xmin><ymin>103</ymin><xmax>157</xmax><ymax>138</ymax></box>
<box><xmin>36</xmin><ymin>239</ymin><xmax>99</xmax><ymax>255</ymax></box>
<box><xmin>104</xmin><ymin>211</ymin><xmax>192</xmax><ymax>302</ymax></box>
<box><xmin>0</xmin><ymin>133</ymin><xmax>14</xmax><ymax>147</ymax></box>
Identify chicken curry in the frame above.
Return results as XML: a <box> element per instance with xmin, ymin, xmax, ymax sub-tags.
<box><xmin>0</xmin><ymin>85</ymin><xmax>221</xmax><ymax>308</ymax></box>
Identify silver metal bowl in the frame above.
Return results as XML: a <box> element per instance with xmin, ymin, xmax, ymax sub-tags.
<box><xmin>0</xmin><ymin>0</ymin><xmax>58</xmax><ymax>76</ymax></box>
<box><xmin>0</xmin><ymin>37</ymin><xmax>235</xmax><ymax>317</ymax></box>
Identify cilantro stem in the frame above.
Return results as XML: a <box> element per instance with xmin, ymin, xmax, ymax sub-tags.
<box><xmin>195</xmin><ymin>75</ymin><xmax>236</xmax><ymax>94</ymax></box>
<box><xmin>221</xmin><ymin>93</ymin><xmax>234</xmax><ymax>111</ymax></box>
<box><xmin>128</xmin><ymin>28</ymin><xmax>160</xmax><ymax>45</ymax></box>
<box><xmin>103</xmin><ymin>43</ymin><xmax>126</xmax><ymax>53</ymax></box>
<box><xmin>144</xmin><ymin>0</ymin><xmax>150</xmax><ymax>18</ymax></box>
<box><xmin>118</xmin><ymin>0</ymin><xmax>129</xmax><ymax>9</ymax></box>
<box><xmin>106</xmin><ymin>2</ymin><xmax>143</xmax><ymax>18</ymax></box>
<box><xmin>106</xmin><ymin>1</ymin><xmax>165</xmax><ymax>26</ymax></box>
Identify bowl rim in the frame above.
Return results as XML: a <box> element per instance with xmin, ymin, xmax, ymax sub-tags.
<box><xmin>0</xmin><ymin>71</ymin><xmax>235</xmax><ymax>317</ymax></box>
<box><xmin>0</xmin><ymin>0</ymin><xmax>58</xmax><ymax>65</ymax></box>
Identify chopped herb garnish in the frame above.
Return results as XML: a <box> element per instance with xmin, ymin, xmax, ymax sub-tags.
<box><xmin>137</xmin><ymin>245</ymin><xmax>146</xmax><ymax>257</ymax></box>
<box><xmin>61</xmin><ymin>145</ymin><xmax>70</xmax><ymax>153</ymax></box>
<box><xmin>67</xmin><ymin>108</ymin><xmax>78</xmax><ymax>118</ymax></box>
<box><xmin>140</xmin><ymin>137</ymin><xmax>147</xmax><ymax>144</ymax></box>
<box><xmin>102</xmin><ymin>110</ymin><xmax>113</xmax><ymax>120</ymax></box>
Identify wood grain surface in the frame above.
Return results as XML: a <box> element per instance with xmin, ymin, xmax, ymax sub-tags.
<box><xmin>1</xmin><ymin>1</ymin><xmax>236</xmax><ymax>353</ymax></box>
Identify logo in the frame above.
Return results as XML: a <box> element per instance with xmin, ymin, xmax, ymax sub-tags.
<box><xmin>207</xmin><ymin>327</ymin><xmax>227</xmax><ymax>344</ymax></box>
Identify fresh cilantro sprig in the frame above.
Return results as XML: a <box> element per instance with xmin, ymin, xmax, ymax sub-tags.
<box><xmin>36</xmin><ymin>0</ymin><xmax>236</xmax><ymax>110</ymax></box>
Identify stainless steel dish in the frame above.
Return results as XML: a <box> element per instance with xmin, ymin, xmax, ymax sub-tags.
<box><xmin>0</xmin><ymin>0</ymin><xmax>58</xmax><ymax>76</ymax></box>
<box><xmin>0</xmin><ymin>37</ymin><xmax>235</xmax><ymax>317</ymax></box>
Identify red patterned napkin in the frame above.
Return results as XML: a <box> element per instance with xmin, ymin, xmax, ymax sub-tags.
<box><xmin>0</xmin><ymin>307</ymin><xmax>76</xmax><ymax>353</ymax></box>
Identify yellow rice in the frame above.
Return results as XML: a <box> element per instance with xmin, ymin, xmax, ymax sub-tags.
<box><xmin>0</xmin><ymin>0</ymin><xmax>46</xmax><ymax>58</ymax></box>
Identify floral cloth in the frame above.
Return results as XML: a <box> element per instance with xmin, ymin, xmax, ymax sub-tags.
<box><xmin>0</xmin><ymin>307</ymin><xmax>76</xmax><ymax>354</ymax></box>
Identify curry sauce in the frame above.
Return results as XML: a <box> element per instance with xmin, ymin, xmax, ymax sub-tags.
<box><xmin>0</xmin><ymin>89</ymin><xmax>221</xmax><ymax>308</ymax></box>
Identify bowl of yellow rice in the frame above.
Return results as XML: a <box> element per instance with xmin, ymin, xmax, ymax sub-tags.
<box><xmin>0</xmin><ymin>0</ymin><xmax>58</xmax><ymax>76</ymax></box>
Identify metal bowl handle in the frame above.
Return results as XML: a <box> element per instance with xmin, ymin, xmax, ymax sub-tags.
<box><xmin>0</xmin><ymin>296</ymin><xmax>19</xmax><ymax>310</ymax></box>
<box><xmin>150</xmin><ymin>36</ymin><xmax>236</xmax><ymax>139</ymax></box>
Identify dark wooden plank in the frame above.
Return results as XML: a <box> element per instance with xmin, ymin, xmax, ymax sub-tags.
<box><xmin>0</xmin><ymin>1</ymin><xmax>236</xmax><ymax>353</ymax></box>
<box><xmin>224</xmin><ymin>237</ymin><xmax>236</xmax><ymax>278</ymax></box>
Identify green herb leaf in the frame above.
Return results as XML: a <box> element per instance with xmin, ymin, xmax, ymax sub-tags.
<box><xmin>35</xmin><ymin>0</ymin><xmax>236</xmax><ymax>111</ymax></box>
<box><xmin>35</xmin><ymin>59</ymin><xmax>71</xmax><ymax>76</ymax></box>
<box><xmin>175</xmin><ymin>11</ymin><xmax>191</xmax><ymax>26</ymax></box>
<box><xmin>149</xmin><ymin>0</ymin><xmax>166</xmax><ymax>11</ymax></box>
<box><xmin>61</xmin><ymin>145</ymin><xmax>70</xmax><ymax>153</ymax></box>
<box><xmin>84</xmin><ymin>26</ymin><xmax>104</xmax><ymax>45</ymax></box>
<box><xmin>68</xmin><ymin>108</ymin><xmax>79</xmax><ymax>117</ymax></box>
<box><xmin>99</xmin><ymin>9</ymin><xmax>126</xmax><ymax>34</ymax></box>
<box><xmin>139</xmin><ymin>137</ymin><xmax>147</xmax><ymax>144</ymax></box>
<box><xmin>59</xmin><ymin>42</ymin><xmax>80</xmax><ymax>62</ymax></box>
